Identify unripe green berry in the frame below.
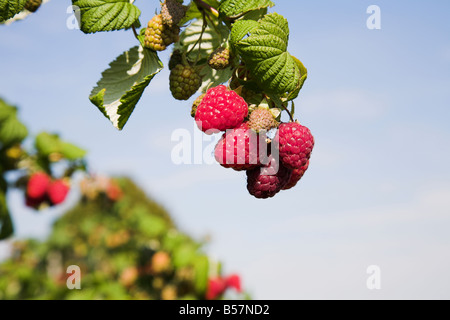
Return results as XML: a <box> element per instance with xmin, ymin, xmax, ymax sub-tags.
<box><xmin>169</xmin><ymin>50</ymin><xmax>183</xmax><ymax>70</ymax></box>
<box><xmin>208</xmin><ymin>47</ymin><xmax>232</xmax><ymax>70</ymax></box>
<box><xmin>169</xmin><ymin>64</ymin><xmax>202</xmax><ymax>100</ymax></box>
<box><xmin>191</xmin><ymin>94</ymin><xmax>206</xmax><ymax>118</ymax></box>
<box><xmin>248</xmin><ymin>107</ymin><xmax>280</xmax><ymax>133</ymax></box>
<box><xmin>144</xmin><ymin>14</ymin><xmax>180</xmax><ymax>52</ymax></box>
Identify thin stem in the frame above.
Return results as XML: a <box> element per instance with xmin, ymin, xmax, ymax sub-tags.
<box><xmin>194</xmin><ymin>13</ymin><xmax>207</xmax><ymax>65</ymax></box>
<box><xmin>204</xmin><ymin>11</ymin><xmax>222</xmax><ymax>42</ymax></box>
<box><xmin>187</xmin><ymin>12</ymin><xmax>208</xmax><ymax>64</ymax></box>
<box><xmin>132</xmin><ymin>25</ymin><xmax>139</xmax><ymax>39</ymax></box>
<box><xmin>194</xmin><ymin>0</ymin><xmax>219</xmax><ymax>18</ymax></box>
<box><xmin>282</xmin><ymin>103</ymin><xmax>294</xmax><ymax>122</ymax></box>
<box><xmin>264</xmin><ymin>94</ymin><xmax>294</xmax><ymax>122</ymax></box>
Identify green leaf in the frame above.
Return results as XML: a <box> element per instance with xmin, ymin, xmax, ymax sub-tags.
<box><xmin>193</xmin><ymin>255</ymin><xmax>209</xmax><ymax>294</ymax></box>
<box><xmin>0</xmin><ymin>99</ymin><xmax>27</xmax><ymax>148</ymax></box>
<box><xmin>172</xmin><ymin>243</ymin><xmax>197</xmax><ymax>268</ymax></box>
<box><xmin>90</xmin><ymin>46</ymin><xmax>163</xmax><ymax>130</ymax></box>
<box><xmin>219</xmin><ymin>0</ymin><xmax>274</xmax><ymax>19</ymax></box>
<box><xmin>136</xmin><ymin>27</ymin><xmax>146</xmax><ymax>48</ymax></box>
<box><xmin>0</xmin><ymin>0</ymin><xmax>27</xmax><ymax>23</ymax></box>
<box><xmin>35</xmin><ymin>132</ymin><xmax>86</xmax><ymax>160</ymax></box>
<box><xmin>287</xmin><ymin>56</ymin><xmax>308</xmax><ymax>101</ymax></box>
<box><xmin>60</xmin><ymin>142</ymin><xmax>87</xmax><ymax>160</ymax></box>
<box><xmin>0</xmin><ymin>117</ymin><xmax>28</xmax><ymax>147</ymax></box>
<box><xmin>35</xmin><ymin>132</ymin><xmax>59</xmax><ymax>157</ymax></box>
<box><xmin>179</xmin><ymin>0</ymin><xmax>220</xmax><ymax>25</ymax></box>
<box><xmin>0</xmin><ymin>192</ymin><xmax>13</xmax><ymax>240</ymax></box>
<box><xmin>231</xmin><ymin>13</ymin><xmax>303</xmax><ymax>96</ymax></box>
<box><xmin>72</xmin><ymin>0</ymin><xmax>141</xmax><ymax>34</ymax></box>
<box><xmin>199</xmin><ymin>66</ymin><xmax>233</xmax><ymax>93</ymax></box>
<box><xmin>229</xmin><ymin>20</ymin><xmax>258</xmax><ymax>47</ymax></box>
<box><xmin>240</xmin><ymin>7</ymin><xmax>268</xmax><ymax>22</ymax></box>
<box><xmin>162</xmin><ymin>231</ymin><xmax>189</xmax><ymax>252</ymax></box>
<box><xmin>134</xmin><ymin>207</ymin><xmax>168</xmax><ymax>237</ymax></box>
<box><xmin>176</xmin><ymin>19</ymin><xmax>229</xmax><ymax>63</ymax></box>
<box><xmin>0</xmin><ymin>98</ymin><xmax>17</xmax><ymax>122</ymax></box>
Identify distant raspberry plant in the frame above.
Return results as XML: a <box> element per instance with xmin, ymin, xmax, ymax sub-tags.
<box><xmin>0</xmin><ymin>97</ymin><xmax>87</xmax><ymax>239</ymax></box>
<box><xmin>1</xmin><ymin>0</ymin><xmax>314</xmax><ymax>199</ymax></box>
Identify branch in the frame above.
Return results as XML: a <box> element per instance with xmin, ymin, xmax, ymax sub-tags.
<box><xmin>132</xmin><ymin>25</ymin><xmax>139</xmax><ymax>39</ymax></box>
<box><xmin>194</xmin><ymin>0</ymin><xmax>219</xmax><ymax>18</ymax></box>
<box><xmin>280</xmin><ymin>103</ymin><xmax>294</xmax><ymax>122</ymax></box>
<box><xmin>264</xmin><ymin>94</ymin><xmax>294</xmax><ymax>122</ymax></box>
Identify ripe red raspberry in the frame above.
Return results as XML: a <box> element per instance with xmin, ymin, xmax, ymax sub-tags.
<box><xmin>214</xmin><ymin>123</ymin><xmax>263</xmax><ymax>171</ymax></box>
<box><xmin>47</xmin><ymin>180</ymin><xmax>70</xmax><ymax>205</ymax></box>
<box><xmin>246</xmin><ymin>155</ymin><xmax>292</xmax><ymax>199</ymax></box>
<box><xmin>106</xmin><ymin>180</ymin><xmax>123</xmax><ymax>201</ymax></box>
<box><xmin>275</xmin><ymin>122</ymin><xmax>314</xmax><ymax>170</ymax></box>
<box><xmin>206</xmin><ymin>277</ymin><xmax>227</xmax><ymax>300</ymax></box>
<box><xmin>282</xmin><ymin>160</ymin><xmax>309</xmax><ymax>190</ymax></box>
<box><xmin>225</xmin><ymin>274</ymin><xmax>242</xmax><ymax>293</ymax></box>
<box><xmin>26</xmin><ymin>172</ymin><xmax>50</xmax><ymax>200</ymax></box>
<box><xmin>195</xmin><ymin>85</ymin><xmax>248</xmax><ymax>134</ymax></box>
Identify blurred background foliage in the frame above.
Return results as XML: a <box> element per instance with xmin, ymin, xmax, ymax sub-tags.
<box><xmin>0</xmin><ymin>97</ymin><xmax>244</xmax><ymax>300</ymax></box>
<box><xmin>1</xmin><ymin>178</ymin><xmax>214</xmax><ymax>300</ymax></box>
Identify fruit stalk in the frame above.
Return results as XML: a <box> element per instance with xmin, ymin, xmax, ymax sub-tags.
<box><xmin>132</xmin><ymin>25</ymin><xmax>139</xmax><ymax>39</ymax></box>
<box><xmin>193</xmin><ymin>0</ymin><xmax>219</xmax><ymax>18</ymax></box>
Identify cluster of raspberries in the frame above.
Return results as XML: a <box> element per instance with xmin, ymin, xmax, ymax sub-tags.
<box><xmin>25</xmin><ymin>172</ymin><xmax>70</xmax><ymax>209</ymax></box>
<box><xmin>193</xmin><ymin>85</ymin><xmax>314</xmax><ymax>199</ymax></box>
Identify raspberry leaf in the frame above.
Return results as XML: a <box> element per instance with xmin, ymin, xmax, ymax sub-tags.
<box><xmin>173</xmin><ymin>243</ymin><xmax>197</xmax><ymax>268</ymax></box>
<box><xmin>231</xmin><ymin>13</ymin><xmax>303</xmax><ymax>96</ymax></box>
<box><xmin>176</xmin><ymin>18</ymin><xmax>229</xmax><ymax>62</ymax></box>
<box><xmin>0</xmin><ymin>98</ymin><xmax>18</xmax><ymax>122</ymax></box>
<box><xmin>199</xmin><ymin>67</ymin><xmax>233</xmax><ymax>93</ymax></box>
<box><xmin>240</xmin><ymin>7</ymin><xmax>268</xmax><ymax>22</ymax></box>
<box><xmin>193</xmin><ymin>255</ymin><xmax>209</xmax><ymax>294</ymax></box>
<box><xmin>180</xmin><ymin>0</ymin><xmax>220</xmax><ymax>25</ymax></box>
<box><xmin>287</xmin><ymin>55</ymin><xmax>308</xmax><ymax>101</ymax></box>
<box><xmin>0</xmin><ymin>0</ymin><xmax>27</xmax><ymax>23</ymax></box>
<box><xmin>0</xmin><ymin>100</ymin><xmax>28</xmax><ymax>148</ymax></box>
<box><xmin>72</xmin><ymin>0</ymin><xmax>141</xmax><ymax>34</ymax></box>
<box><xmin>219</xmin><ymin>0</ymin><xmax>274</xmax><ymax>19</ymax></box>
<box><xmin>0</xmin><ymin>191</ymin><xmax>13</xmax><ymax>240</ymax></box>
<box><xmin>229</xmin><ymin>20</ymin><xmax>259</xmax><ymax>46</ymax></box>
<box><xmin>35</xmin><ymin>132</ymin><xmax>87</xmax><ymax>160</ymax></box>
<box><xmin>90</xmin><ymin>46</ymin><xmax>163</xmax><ymax>130</ymax></box>
<box><xmin>0</xmin><ymin>118</ymin><xmax>28</xmax><ymax>147</ymax></box>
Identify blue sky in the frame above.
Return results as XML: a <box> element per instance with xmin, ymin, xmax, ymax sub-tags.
<box><xmin>1</xmin><ymin>0</ymin><xmax>450</xmax><ymax>299</ymax></box>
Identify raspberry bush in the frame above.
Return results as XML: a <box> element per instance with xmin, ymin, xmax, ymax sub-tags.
<box><xmin>0</xmin><ymin>175</ymin><xmax>247</xmax><ymax>300</ymax></box>
<box><xmin>0</xmin><ymin>98</ymin><xmax>87</xmax><ymax>239</ymax></box>
<box><xmin>0</xmin><ymin>99</ymin><xmax>246</xmax><ymax>300</ymax></box>
<box><xmin>0</xmin><ymin>0</ymin><xmax>314</xmax><ymax>199</ymax></box>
